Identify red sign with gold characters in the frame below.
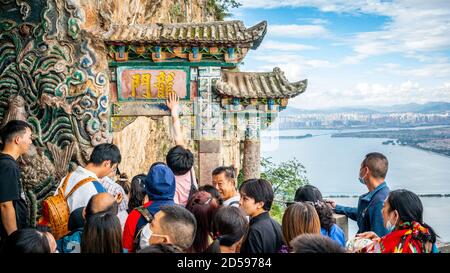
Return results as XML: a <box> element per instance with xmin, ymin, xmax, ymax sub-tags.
<box><xmin>117</xmin><ymin>66</ymin><xmax>189</xmax><ymax>101</ymax></box>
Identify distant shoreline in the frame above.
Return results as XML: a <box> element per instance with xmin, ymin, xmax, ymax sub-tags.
<box><xmin>402</xmin><ymin>143</ymin><xmax>450</xmax><ymax>158</ymax></box>
<box><xmin>331</xmin><ymin>127</ymin><xmax>450</xmax><ymax>157</ymax></box>
<box><xmin>264</xmin><ymin>126</ymin><xmax>450</xmax><ymax>158</ymax></box>
<box><xmin>274</xmin><ymin>124</ymin><xmax>450</xmax><ymax>131</ymax></box>
<box><xmin>261</xmin><ymin>133</ymin><xmax>313</xmax><ymax>139</ymax></box>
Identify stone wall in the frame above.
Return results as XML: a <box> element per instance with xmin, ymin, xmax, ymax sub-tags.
<box><xmin>0</xmin><ymin>0</ymin><xmax>114</xmax><ymax>224</ymax></box>
<box><xmin>0</xmin><ymin>0</ymin><xmax>238</xmax><ymax>224</ymax></box>
<box><xmin>438</xmin><ymin>242</ymin><xmax>450</xmax><ymax>253</ymax></box>
<box><xmin>334</xmin><ymin>214</ymin><xmax>349</xmax><ymax>241</ymax></box>
<box><xmin>112</xmin><ymin>115</ymin><xmax>200</xmax><ymax>180</ymax></box>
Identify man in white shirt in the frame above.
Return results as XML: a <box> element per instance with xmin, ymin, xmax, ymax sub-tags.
<box><xmin>55</xmin><ymin>143</ymin><xmax>122</xmax><ymax>215</ymax></box>
<box><xmin>212</xmin><ymin>166</ymin><xmax>240</xmax><ymax>207</ymax></box>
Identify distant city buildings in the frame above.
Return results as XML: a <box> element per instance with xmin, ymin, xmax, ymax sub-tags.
<box><xmin>278</xmin><ymin>111</ymin><xmax>450</xmax><ymax>129</ymax></box>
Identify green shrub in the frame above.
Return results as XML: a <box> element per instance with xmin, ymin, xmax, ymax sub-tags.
<box><xmin>238</xmin><ymin>157</ymin><xmax>309</xmax><ymax>223</ymax></box>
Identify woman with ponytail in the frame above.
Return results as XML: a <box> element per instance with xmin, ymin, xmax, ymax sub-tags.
<box><xmin>358</xmin><ymin>189</ymin><xmax>439</xmax><ymax>253</ymax></box>
<box><xmin>206</xmin><ymin>206</ymin><xmax>249</xmax><ymax>253</ymax></box>
<box><xmin>186</xmin><ymin>191</ymin><xmax>220</xmax><ymax>253</ymax></box>
<box><xmin>294</xmin><ymin>185</ymin><xmax>346</xmax><ymax>247</ymax></box>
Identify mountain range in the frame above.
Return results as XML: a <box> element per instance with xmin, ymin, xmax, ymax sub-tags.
<box><xmin>282</xmin><ymin>102</ymin><xmax>450</xmax><ymax>115</ymax></box>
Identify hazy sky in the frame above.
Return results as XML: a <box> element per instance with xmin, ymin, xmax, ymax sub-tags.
<box><xmin>230</xmin><ymin>0</ymin><xmax>450</xmax><ymax>109</ymax></box>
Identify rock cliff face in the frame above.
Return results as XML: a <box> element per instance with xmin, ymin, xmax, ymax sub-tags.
<box><xmin>81</xmin><ymin>0</ymin><xmax>215</xmax><ymax>31</ymax></box>
<box><xmin>112</xmin><ymin>116</ymin><xmax>199</xmax><ymax>179</ymax></box>
<box><xmin>79</xmin><ymin>0</ymin><xmax>241</xmax><ymax>180</ymax></box>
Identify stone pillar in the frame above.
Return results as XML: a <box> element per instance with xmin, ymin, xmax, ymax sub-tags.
<box><xmin>198</xmin><ymin>140</ymin><xmax>221</xmax><ymax>186</ymax></box>
<box><xmin>334</xmin><ymin>214</ymin><xmax>348</xmax><ymax>241</ymax></box>
<box><xmin>196</xmin><ymin>67</ymin><xmax>223</xmax><ymax>186</ymax></box>
<box><xmin>243</xmin><ymin>139</ymin><xmax>260</xmax><ymax>180</ymax></box>
<box><xmin>242</xmin><ymin>111</ymin><xmax>261</xmax><ymax>181</ymax></box>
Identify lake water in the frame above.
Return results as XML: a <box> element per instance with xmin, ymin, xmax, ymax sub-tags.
<box><xmin>261</xmin><ymin>127</ymin><xmax>450</xmax><ymax>242</ymax></box>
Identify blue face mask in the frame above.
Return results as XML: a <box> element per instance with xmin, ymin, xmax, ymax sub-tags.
<box><xmin>358</xmin><ymin>177</ymin><xmax>366</xmax><ymax>185</ymax></box>
<box><xmin>358</xmin><ymin>167</ymin><xmax>367</xmax><ymax>185</ymax></box>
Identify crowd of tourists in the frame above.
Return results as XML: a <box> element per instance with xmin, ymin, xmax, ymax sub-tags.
<box><xmin>0</xmin><ymin>93</ymin><xmax>439</xmax><ymax>253</ymax></box>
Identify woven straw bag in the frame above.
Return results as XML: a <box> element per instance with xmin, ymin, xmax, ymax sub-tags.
<box><xmin>39</xmin><ymin>173</ymin><xmax>95</xmax><ymax>240</ymax></box>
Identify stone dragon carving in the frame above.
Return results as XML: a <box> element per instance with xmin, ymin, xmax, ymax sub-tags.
<box><xmin>0</xmin><ymin>0</ymin><xmax>110</xmax><ymax>225</ymax></box>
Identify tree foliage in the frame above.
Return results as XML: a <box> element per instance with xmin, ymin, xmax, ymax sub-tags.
<box><xmin>260</xmin><ymin>157</ymin><xmax>309</xmax><ymax>203</ymax></box>
<box><xmin>238</xmin><ymin>157</ymin><xmax>309</xmax><ymax>223</ymax></box>
<box><xmin>207</xmin><ymin>0</ymin><xmax>242</xmax><ymax>20</ymax></box>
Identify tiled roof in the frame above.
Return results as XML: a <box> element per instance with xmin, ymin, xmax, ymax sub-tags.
<box><xmin>103</xmin><ymin>20</ymin><xmax>267</xmax><ymax>49</ymax></box>
<box><xmin>215</xmin><ymin>67</ymin><xmax>307</xmax><ymax>99</ymax></box>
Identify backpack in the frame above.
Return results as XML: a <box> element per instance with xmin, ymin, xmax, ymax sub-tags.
<box><xmin>39</xmin><ymin>172</ymin><xmax>96</xmax><ymax>240</ymax></box>
<box><xmin>133</xmin><ymin>206</ymin><xmax>154</xmax><ymax>251</ymax></box>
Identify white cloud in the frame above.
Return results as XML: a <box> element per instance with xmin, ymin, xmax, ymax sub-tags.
<box><xmin>297</xmin><ymin>17</ymin><xmax>330</xmax><ymax>25</ymax></box>
<box><xmin>399</xmin><ymin>64</ymin><xmax>450</xmax><ymax>78</ymax></box>
<box><xmin>241</xmin><ymin>1</ymin><xmax>450</xmax><ymax>63</ymax></box>
<box><xmin>240</xmin><ymin>0</ymin><xmax>450</xmax><ymax>13</ymax></box>
<box><xmin>310</xmin><ymin>18</ymin><xmax>329</xmax><ymax>25</ymax></box>
<box><xmin>375</xmin><ymin>63</ymin><xmax>401</xmax><ymax>71</ymax></box>
<box><xmin>375</xmin><ymin>62</ymin><xmax>450</xmax><ymax>79</ymax></box>
<box><xmin>260</xmin><ymin>40</ymin><xmax>317</xmax><ymax>51</ymax></box>
<box><xmin>338</xmin><ymin>2</ymin><xmax>450</xmax><ymax>63</ymax></box>
<box><xmin>251</xmin><ymin>53</ymin><xmax>334</xmax><ymax>72</ymax></box>
<box><xmin>260</xmin><ymin>63</ymin><xmax>305</xmax><ymax>82</ymax></box>
<box><xmin>240</xmin><ymin>0</ymin><xmax>357</xmax><ymax>11</ymax></box>
<box><xmin>236</xmin><ymin>1</ymin><xmax>450</xmax><ymax>109</ymax></box>
<box><xmin>305</xmin><ymin>59</ymin><xmax>333</xmax><ymax>68</ymax></box>
<box><xmin>268</xmin><ymin>24</ymin><xmax>328</xmax><ymax>38</ymax></box>
<box><xmin>290</xmin><ymin>81</ymin><xmax>450</xmax><ymax>109</ymax></box>
<box><xmin>342</xmin><ymin>55</ymin><xmax>368</xmax><ymax>65</ymax></box>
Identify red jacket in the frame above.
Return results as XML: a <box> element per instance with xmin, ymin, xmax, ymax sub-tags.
<box><xmin>122</xmin><ymin>201</ymin><xmax>153</xmax><ymax>253</ymax></box>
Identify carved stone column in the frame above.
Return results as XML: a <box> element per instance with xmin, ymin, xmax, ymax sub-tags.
<box><xmin>242</xmin><ymin>112</ymin><xmax>261</xmax><ymax>180</ymax></box>
<box><xmin>243</xmin><ymin>139</ymin><xmax>261</xmax><ymax>180</ymax></box>
<box><xmin>195</xmin><ymin>67</ymin><xmax>223</xmax><ymax>186</ymax></box>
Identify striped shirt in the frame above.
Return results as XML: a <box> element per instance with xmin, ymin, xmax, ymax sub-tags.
<box><xmin>99</xmin><ymin>176</ymin><xmax>129</xmax><ymax>212</ymax></box>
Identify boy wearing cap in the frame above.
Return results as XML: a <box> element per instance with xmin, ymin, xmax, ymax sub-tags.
<box><xmin>122</xmin><ymin>163</ymin><xmax>176</xmax><ymax>253</ymax></box>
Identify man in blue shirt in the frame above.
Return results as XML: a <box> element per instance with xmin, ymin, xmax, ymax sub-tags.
<box><xmin>327</xmin><ymin>152</ymin><xmax>390</xmax><ymax>237</ymax></box>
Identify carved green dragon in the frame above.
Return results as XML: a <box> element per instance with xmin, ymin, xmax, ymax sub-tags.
<box><xmin>0</xmin><ymin>0</ymin><xmax>110</xmax><ymax>225</ymax></box>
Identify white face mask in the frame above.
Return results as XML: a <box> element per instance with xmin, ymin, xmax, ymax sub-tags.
<box><xmin>143</xmin><ymin>225</ymin><xmax>168</xmax><ymax>246</ymax></box>
<box><xmin>139</xmin><ymin>224</ymin><xmax>152</xmax><ymax>249</ymax></box>
<box><xmin>385</xmin><ymin>212</ymin><xmax>397</xmax><ymax>233</ymax></box>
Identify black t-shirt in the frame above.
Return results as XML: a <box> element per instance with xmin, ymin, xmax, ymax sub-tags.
<box><xmin>240</xmin><ymin>211</ymin><xmax>283</xmax><ymax>254</ymax></box>
<box><xmin>0</xmin><ymin>153</ymin><xmax>29</xmax><ymax>240</ymax></box>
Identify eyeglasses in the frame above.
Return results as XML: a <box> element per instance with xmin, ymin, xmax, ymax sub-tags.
<box><xmin>109</xmin><ymin>164</ymin><xmax>118</xmax><ymax>173</ymax></box>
